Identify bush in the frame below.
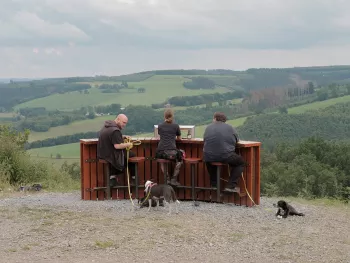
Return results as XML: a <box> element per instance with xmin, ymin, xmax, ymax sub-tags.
<box><xmin>0</xmin><ymin>124</ymin><xmax>79</xmax><ymax>191</ymax></box>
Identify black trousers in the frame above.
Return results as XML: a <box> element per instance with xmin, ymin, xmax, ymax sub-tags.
<box><xmin>205</xmin><ymin>152</ymin><xmax>245</xmax><ymax>188</ymax></box>
<box><xmin>110</xmin><ymin>150</ymin><xmax>136</xmax><ymax>177</ymax></box>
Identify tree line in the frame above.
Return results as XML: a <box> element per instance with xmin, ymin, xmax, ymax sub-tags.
<box><xmin>261</xmin><ymin>137</ymin><xmax>350</xmax><ymax>200</ymax></box>
<box><xmin>151</xmin><ymin>91</ymin><xmax>245</xmax><ymax>109</ymax></box>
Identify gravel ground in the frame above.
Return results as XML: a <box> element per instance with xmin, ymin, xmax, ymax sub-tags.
<box><xmin>0</xmin><ymin>191</ymin><xmax>349</xmax><ymax>263</ymax></box>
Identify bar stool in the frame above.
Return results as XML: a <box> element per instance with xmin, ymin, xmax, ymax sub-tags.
<box><xmin>98</xmin><ymin>159</ymin><xmax>111</xmax><ymax>200</ymax></box>
<box><xmin>128</xmin><ymin>156</ymin><xmax>145</xmax><ymax>199</ymax></box>
<box><xmin>183</xmin><ymin>158</ymin><xmax>201</xmax><ymax>201</ymax></box>
<box><xmin>211</xmin><ymin>162</ymin><xmax>225</xmax><ymax>202</ymax></box>
<box><xmin>156</xmin><ymin>159</ymin><xmax>171</xmax><ymax>184</ymax></box>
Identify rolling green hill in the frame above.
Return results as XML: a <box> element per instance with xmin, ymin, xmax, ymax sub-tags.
<box><xmin>28</xmin><ymin>117</ymin><xmax>248</xmax><ymax>158</ymax></box>
<box><xmin>15</xmin><ymin>75</ymin><xmax>231</xmax><ymax>111</ymax></box>
<box><xmin>26</xmin><ymin>94</ymin><xmax>350</xmax><ymax>142</ymax></box>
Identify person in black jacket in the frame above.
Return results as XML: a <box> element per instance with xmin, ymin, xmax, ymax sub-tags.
<box><xmin>203</xmin><ymin>112</ymin><xmax>245</xmax><ymax>193</ymax></box>
<box><xmin>155</xmin><ymin>109</ymin><xmax>183</xmax><ymax>186</ymax></box>
<box><xmin>97</xmin><ymin>114</ymin><xmax>135</xmax><ymax>186</ymax></box>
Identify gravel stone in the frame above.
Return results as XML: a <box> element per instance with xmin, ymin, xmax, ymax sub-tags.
<box><xmin>0</xmin><ymin>191</ymin><xmax>349</xmax><ymax>263</ymax></box>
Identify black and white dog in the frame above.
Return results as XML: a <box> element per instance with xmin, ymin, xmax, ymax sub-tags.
<box><xmin>143</xmin><ymin>180</ymin><xmax>180</xmax><ymax>215</ymax></box>
<box><xmin>18</xmin><ymin>183</ymin><xmax>42</xmax><ymax>192</ymax></box>
<box><xmin>274</xmin><ymin>200</ymin><xmax>305</xmax><ymax>218</ymax></box>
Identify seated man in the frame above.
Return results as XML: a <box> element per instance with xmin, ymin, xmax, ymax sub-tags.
<box><xmin>203</xmin><ymin>112</ymin><xmax>245</xmax><ymax>193</ymax></box>
<box><xmin>97</xmin><ymin>114</ymin><xmax>135</xmax><ymax>186</ymax></box>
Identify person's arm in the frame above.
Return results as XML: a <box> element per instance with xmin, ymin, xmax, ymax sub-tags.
<box><xmin>175</xmin><ymin>125</ymin><xmax>182</xmax><ymax>140</ymax></box>
<box><xmin>112</xmin><ymin>130</ymin><xmax>132</xmax><ymax>149</ymax></box>
<box><xmin>232</xmin><ymin>126</ymin><xmax>240</xmax><ymax>143</ymax></box>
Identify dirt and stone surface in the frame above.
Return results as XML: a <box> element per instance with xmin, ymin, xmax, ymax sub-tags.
<box><xmin>0</xmin><ymin>191</ymin><xmax>349</xmax><ymax>263</ymax></box>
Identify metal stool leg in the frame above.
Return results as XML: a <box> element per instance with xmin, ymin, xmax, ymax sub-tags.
<box><xmin>164</xmin><ymin>163</ymin><xmax>168</xmax><ymax>184</ymax></box>
<box><xmin>135</xmin><ymin>163</ymin><xmax>139</xmax><ymax>199</ymax></box>
<box><xmin>106</xmin><ymin>164</ymin><xmax>111</xmax><ymax>200</ymax></box>
<box><xmin>216</xmin><ymin>166</ymin><xmax>221</xmax><ymax>202</ymax></box>
<box><xmin>191</xmin><ymin>164</ymin><xmax>195</xmax><ymax>201</ymax></box>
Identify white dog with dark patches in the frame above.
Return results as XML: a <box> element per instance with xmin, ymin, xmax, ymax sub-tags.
<box><xmin>144</xmin><ymin>180</ymin><xmax>180</xmax><ymax>215</ymax></box>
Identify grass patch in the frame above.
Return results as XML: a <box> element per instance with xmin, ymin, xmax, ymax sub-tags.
<box><xmin>28</xmin><ymin>115</ymin><xmax>153</xmax><ymax>142</ymax></box>
<box><xmin>288</xmin><ymin>95</ymin><xmax>350</xmax><ymax>114</ymax></box>
<box><xmin>15</xmin><ymin>75</ymin><xmax>231</xmax><ymax>111</ymax></box>
<box><xmin>95</xmin><ymin>240</ymin><xmax>114</xmax><ymax>249</ymax></box>
<box><xmin>27</xmin><ymin>116</ymin><xmax>248</xmax><ymax>159</ymax></box>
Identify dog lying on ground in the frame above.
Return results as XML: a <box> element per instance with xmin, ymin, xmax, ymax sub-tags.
<box><xmin>18</xmin><ymin>183</ymin><xmax>42</xmax><ymax>192</ymax></box>
<box><xmin>143</xmin><ymin>180</ymin><xmax>180</xmax><ymax>215</ymax></box>
<box><xmin>274</xmin><ymin>200</ymin><xmax>305</xmax><ymax>218</ymax></box>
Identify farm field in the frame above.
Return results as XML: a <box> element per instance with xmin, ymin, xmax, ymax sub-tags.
<box><xmin>14</xmin><ymin>75</ymin><xmax>231</xmax><ymax>111</ymax></box>
<box><xmin>28</xmin><ymin>116</ymin><xmax>248</xmax><ymax>160</ymax></box>
<box><xmin>287</xmin><ymin>95</ymin><xmax>350</xmax><ymax>114</ymax></box>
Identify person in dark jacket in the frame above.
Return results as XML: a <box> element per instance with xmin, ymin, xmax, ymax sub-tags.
<box><xmin>97</xmin><ymin>114</ymin><xmax>135</xmax><ymax>186</ymax></box>
<box><xmin>203</xmin><ymin>112</ymin><xmax>245</xmax><ymax>193</ymax></box>
<box><xmin>155</xmin><ymin>109</ymin><xmax>183</xmax><ymax>186</ymax></box>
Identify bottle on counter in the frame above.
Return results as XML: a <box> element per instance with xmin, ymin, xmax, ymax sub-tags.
<box><xmin>187</xmin><ymin>129</ymin><xmax>192</xmax><ymax>139</ymax></box>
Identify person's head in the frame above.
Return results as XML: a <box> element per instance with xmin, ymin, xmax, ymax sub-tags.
<box><xmin>115</xmin><ymin>114</ymin><xmax>128</xmax><ymax>129</ymax></box>
<box><xmin>213</xmin><ymin>112</ymin><xmax>227</xmax><ymax>123</ymax></box>
<box><xmin>164</xmin><ymin>108</ymin><xmax>174</xmax><ymax>123</ymax></box>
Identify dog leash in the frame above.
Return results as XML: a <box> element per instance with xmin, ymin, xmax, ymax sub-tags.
<box><xmin>124</xmin><ymin>137</ymin><xmax>142</xmax><ymax>209</ymax></box>
<box><xmin>139</xmin><ymin>183</ymin><xmax>156</xmax><ymax>207</ymax></box>
<box><xmin>222</xmin><ymin>164</ymin><xmax>257</xmax><ymax>206</ymax></box>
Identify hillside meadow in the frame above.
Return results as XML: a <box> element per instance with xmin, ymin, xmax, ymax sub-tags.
<box><xmin>14</xmin><ymin>75</ymin><xmax>231</xmax><ymax>111</ymax></box>
<box><xmin>27</xmin><ymin>94</ymin><xmax>350</xmax><ymax>142</ymax></box>
<box><xmin>28</xmin><ymin>117</ymin><xmax>248</xmax><ymax>159</ymax></box>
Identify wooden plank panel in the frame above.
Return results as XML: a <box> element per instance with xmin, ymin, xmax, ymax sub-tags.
<box><xmin>234</xmin><ymin>148</ymin><xmax>243</xmax><ymax>206</ymax></box>
<box><xmin>80</xmin><ymin>142</ymin><xmax>84</xmax><ymax>200</ymax></box>
<box><xmin>97</xmin><ymin>161</ymin><xmax>105</xmax><ymax>201</ymax></box>
<box><xmin>136</xmin><ymin>144</ymin><xmax>145</xmax><ymax>199</ymax></box>
<box><xmin>82</xmin><ymin>144</ymin><xmax>91</xmax><ymax>200</ymax></box>
<box><xmin>246</xmin><ymin>147</ymin><xmax>253</xmax><ymax>207</ymax></box>
<box><xmin>184</xmin><ymin>143</ymin><xmax>192</xmax><ymax>199</ymax></box>
<box><xmin>255</xmin><ymin>146</ymin><xmax>261</xmax><ymax>205</ymax></box>
<box><xmin>197</xmin><ymin>144</ymin><xmax>205</xmax><ymax>201</ymax></box>
<box><xmin>240</xmin><ymin>148</ymin><xmax>250</xmax><ymax>206</ymax></box>
<box><xmin>90</xmin><ymin>144</ymin><xmax>98</xmax><ymax>201</ymax></box>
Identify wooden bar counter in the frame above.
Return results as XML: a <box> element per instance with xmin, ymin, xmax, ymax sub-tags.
<box><xmin>80</xmin><ymin>137</ymin><xmax>261</xmax><ymax>207</ymax></box>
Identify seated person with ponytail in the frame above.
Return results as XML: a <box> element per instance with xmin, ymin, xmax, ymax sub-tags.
<box><xmin>155</xmin><ymin>109</ymin><xmax>184</xmax><ymax>186</ymax></box>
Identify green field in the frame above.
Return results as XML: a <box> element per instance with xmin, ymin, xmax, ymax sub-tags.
<box><xmin>28</xmin><ymin>116</ymin><xmax>248</xmax><ymax>159</ymax></box>
<box><xmin>28</xmin><ymin>115</ymin><xmax>111</xmax><ymax>142</ymax></box>
<box><xmin>287</xmin><ymin>95</ymin><xmax>350</xmax><ymax>114</ymax></box>
<box><xmin>29</xmin><ymin>143</ymin><xmax>81</xmax><ymax>158</ymax></box>
<box><xmin>28</xmin><ymin>98</ymin><xmax>243</xmax><ymax>142</ymax></box>
<box><xmin>15</xmin><ymin>75</ymin><xmax>231</xmax><ymax>111</ymax></box>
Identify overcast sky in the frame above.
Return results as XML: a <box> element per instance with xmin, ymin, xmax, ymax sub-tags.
<box><xmin>1</xmin><ymin>0</ymin><xmax>350</xmax><ymax>78</ymax></box>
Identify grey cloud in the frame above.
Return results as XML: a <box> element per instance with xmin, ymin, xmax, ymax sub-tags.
<box><xmin>1</xmin><ymin>0</ymin><xmax>350</xmax><ymax>49</ymax></box>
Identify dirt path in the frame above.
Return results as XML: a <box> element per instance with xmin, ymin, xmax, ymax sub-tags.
<box><xmin>0</xmin><ymin>192</ymin><xmax>349</xmax><ymax>263</ymax></box>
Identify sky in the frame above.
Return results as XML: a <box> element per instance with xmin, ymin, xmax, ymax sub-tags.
<box><xmin>1</xmin><ymin>0</ymin><xmax>350</xmax><ymax>78</ymax></box>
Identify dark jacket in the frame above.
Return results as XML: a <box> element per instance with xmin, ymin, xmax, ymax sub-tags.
<box><xmin>203</xmin><ymin>121</ymin><xmax>239</xmax><ymax>162</ymax></box>
<box><xmin>97</xmin><ymin>120</ymin><xmax>124</xmax><ymax>171</ymax></box>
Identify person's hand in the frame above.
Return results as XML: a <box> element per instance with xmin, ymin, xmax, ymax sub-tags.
<box><xmin>125</xmin><ymin>142</ymin><xmax>133</xmax><ymax>149</ymax></box>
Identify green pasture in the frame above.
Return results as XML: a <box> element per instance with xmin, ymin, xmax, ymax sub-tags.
<box><xmin>28</xmin><ymin>114</ymin><xmax>153</xmax><ymax>142</ymax></box>
<box><xmin>28</xmin><ymin>115</ymin><xmax>111</xmax><ymax>142</ymax></box>
<box><xmin>287</xmin><ymin>95</ymin><xmax>350</xmax><ymax>114</ymax></box>
<box><xmin>15</xmin><ymin>75</ymin><xmax>231</xmax><ymax>111</ymax></box>
<box><xmin>29</xmin><ymin>143</ymin><xmax>81</xmax><ymax>158</ymax></box>
<box><xmin>27</xmin><ymin>116</ymin><xmax>248</xmax><ymax>159</ymax></box>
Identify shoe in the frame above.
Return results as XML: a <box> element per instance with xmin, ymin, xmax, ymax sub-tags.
<box><xmin>170</xmin><ymin>178</ymin><xmax>181</xmax><ymax>186</ymax></box>
<box><xmin>224</xmin><ymin>186</ymin><xmax>240</xmax><ymax>193</ymax></box>
<box><xmin>110</xmin><ymin>177</ymin><xmax>117</xmax><ymax>187</ymax></box>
